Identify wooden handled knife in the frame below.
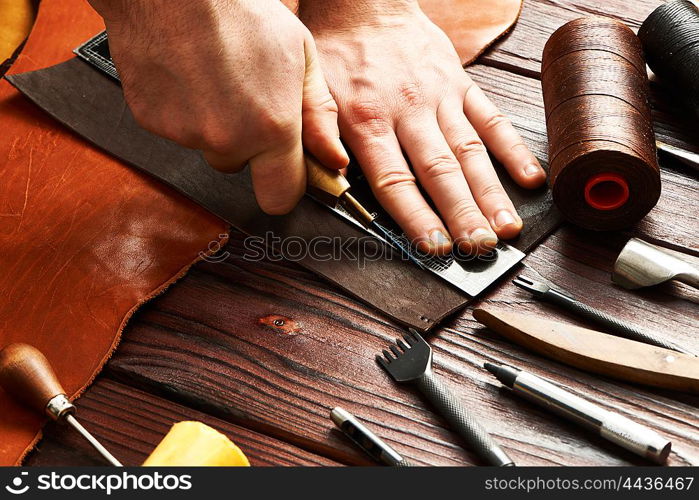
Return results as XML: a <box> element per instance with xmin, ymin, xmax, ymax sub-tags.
<box><xmin>473</xmin><ymin>307</ymin><xmax>699</xmax><ymax>393</ymax></box>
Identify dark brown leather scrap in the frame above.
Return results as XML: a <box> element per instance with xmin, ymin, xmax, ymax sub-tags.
<box><xmin>8</xmin><ymin>57</ymin><xmax>561</xmax><ymax>331</ymax></box>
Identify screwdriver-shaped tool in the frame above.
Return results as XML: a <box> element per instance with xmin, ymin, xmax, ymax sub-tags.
<box><xmin>306</xmin><ymin>155</ymin><xmax>428</xmax><ymax>268</ymax></box>
<box><xmin>512</xmin><ymin>275</ymin><xmax>694</xmax><ymax>356</ymax></box>
<box><xmin>306</xmin><ymin>155</ymin><xmax>376</xmax><ymax>227</ymax></box>
<box><xmin>331</xmin><ymin>407</ymin><xmax>413</xmax><ymax>466</ymax></box>
<box><xmin>0</xmin><ymin>343</ymin><xmax>122</xmax><ymax>466</ymax></box>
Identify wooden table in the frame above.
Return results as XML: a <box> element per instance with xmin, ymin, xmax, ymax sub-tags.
<box><xmin>26</xmin><ymin>0</ymin><xmax>698</xmax><ymax>466</ymax></box>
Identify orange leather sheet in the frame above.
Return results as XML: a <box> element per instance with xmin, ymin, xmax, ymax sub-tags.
<box><xmin>420</xmin><ymin>0</ymin><xmax>523</xmax><ymax>64</ymax></box>
<box><xmin>0</xmin><ymin>0</ymin><xmax>227</xmax><ymax>465</ymax></box>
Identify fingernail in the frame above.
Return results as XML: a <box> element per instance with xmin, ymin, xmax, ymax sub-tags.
<box><xmin>470</xmin><ymin>228</ymin><xmax>498</xmax><ymax>246</ymax></box>
<box><xmin>429</xmin><ymin>229</ymin><xmax>450</xmax><ymax>247</ymax></box>
<box><xmin>524</xmin><ymin>163</ymin><xmax>542</xmax><ymax>176</ymax></box>
<box><xmin>494</xmin><ymin>210</ymin><xmax>516</xmax><ymax>228</ymax></box>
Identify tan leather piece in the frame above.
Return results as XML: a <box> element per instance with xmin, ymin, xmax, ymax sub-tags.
<box><xmin>420</xmin><ymin>0</ymin><xmax>523</xmax><ymax>64</ymax></box>
<box><xmin>0</xmin><ymin>0</ymin><xmax>227</xmax><ymax>465</ymax></box>
<box><xmin>283</xmin><ymin>0</ymin><xmax>523</xmax><ymax>65</ymax></box>
<box><xmin>0</xmin><ymin>0</ymin><xmax>35</xmax><ymax>68</ymax></box>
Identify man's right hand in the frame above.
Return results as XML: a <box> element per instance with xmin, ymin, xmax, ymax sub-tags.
<box><xmin>89</xmin><ymin>0</ymin><xmax>349</xmax><ymax>215</ymax></box>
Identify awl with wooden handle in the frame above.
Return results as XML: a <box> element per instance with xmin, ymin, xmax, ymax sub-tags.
<box><xmin>473</xmin><ymin>308</ymin><xmax>699</xmax><ymax>393</ymax></box>
<box><xmin>306</xmin><ymin>156</ymin><xmax>425</xmax><ymax>266</ymax></box>
<box><xmin>0</xmin><ymin>343</ymin><xmax>123</xmax><ymax>466</ymax></box>
<box><xmin>305</xmin><ymin>155</ymin><xmax>375</xmax><ymax>227</ymax></box>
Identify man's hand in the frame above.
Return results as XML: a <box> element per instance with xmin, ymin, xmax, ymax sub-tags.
<box><xmin>89</xmin><ymin>0</ymin><xmax>348</xmax><ymax>215</ymax></box>
<box><xmin>299</xmin><ymin>0</ymin><xmax>546</xmax><ymax>254</ymax></box>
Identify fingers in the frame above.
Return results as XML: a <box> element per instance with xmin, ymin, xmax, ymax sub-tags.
<box><xmin>248</xmin><ymin>130</ymin><xmax>306</xmax><ymax>215</ymax></box>
<box><xmin>396</xmin><ymin>115</ymin><xmax>498</xmax><ymax>255</ymax></box>
<box><xmin>203</xmin><ymin>149</ymin><xmax>248</xmax><ymax>174</ymax></box>
<box><xmin>462</xmin><ymin>77</ymin><xmax>547</xmax><ymax>189</ymax></box>
<box><xmin>437</xmin><ymin>99</ymin><xmax>523</xmax><ymax>240</ymax></box>
<box><xmin>342</xmin><ymin>121</ymin><xmax>451</xmax><ymax>255</ymax></box>
<box><xmin>302</xmin><ymin>35</ymin><xmax>350</xmax><ymax>169</ymax></box>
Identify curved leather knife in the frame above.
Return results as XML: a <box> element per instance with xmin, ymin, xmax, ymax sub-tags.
<box><xmin>473</xmin><ymin>307</ymin><xmax>699</xmax><ymax>394</ymax></box>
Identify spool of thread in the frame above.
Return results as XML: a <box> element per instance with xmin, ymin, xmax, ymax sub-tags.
<box><xmin>541</xmin><ymin>18</ymin><xmax>661</xmax><ymax>231</ymax></box>
<box><xmin>638</xmin><ymin>0</ymin><xmax>699</xmax><ymax>117</ymax></box>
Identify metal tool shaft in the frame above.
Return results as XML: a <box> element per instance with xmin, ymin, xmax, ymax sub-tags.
<box><xmin>65</xmin><ymin>414</ymin><xmax>123</xmax><ymax>466</ymax></box>
<box><xmin>331</xmin><ymin>407</ymin><xmax>411</xmax><ymax>466</ymax></box>
<box><xmin>513</xmin><ymin>276</ymin><xmax>694</xmax><ymax>356</ymax></box>
<box><xmin>485</xmin><ymin>363</ymin><xmax>672</xmax><ymax>464</ymax></box>
<box><xmin>415</xmin><ymin>372</ymin><xmax>514</xmax><ymax>466</ymax></box>
<box><xmin>551</xmin><ymin>294</ymin><xmax>694</xmax><ymax>355</ymax></box>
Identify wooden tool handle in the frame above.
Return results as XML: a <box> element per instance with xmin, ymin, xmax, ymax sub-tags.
<box><xmin>305</xmin><ymin>155</ymin><xmax>350</xmax><ymax>202</ymax></box>
<box><xmin>0</xmin><ymin>343</ymin><xmax>66</xmax><ymax>413</ymax></box>
<box><xmin>473</xmin><ymin>308</ymin><xmax>699</xmax><ymax>393</ymax></box>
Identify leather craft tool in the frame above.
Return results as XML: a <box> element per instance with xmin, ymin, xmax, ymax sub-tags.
<box><xmin>330</xmin><ymin>407</ymin><xmax>413</xmax><ymax>466</ymax></box>
<box><xmin>512</xmin><ymin>275</ymin><xmax>693</xmax><ymax>355</ymax></box>
<box><xmin>377</xmin><ymin>328</ymin><xmax>514</xmax><ymax>466</ymax></box>
<box><xmin>0</xmin><ymin>344</ymin><xmax>123</xmax><ymax>466</ymax></box>
<box><xmin>613</xmin><ymin>238</ymin><xmax>699</xmax><ymax>291</ymax></box>
<box><xmin>473</xmin><ymin>308</ymin><xmax>699</xmax><ymax>393</ymax></box>
<box><xmin>639</xmin><ymin>0</ymin><xmax>699</xmax><ymax>118</ymax></box>
<box><xmin>305</xmin><ymin>155</ymin><xmax>375</xmax><ymax>228</ymax></box>
<box><xmin>541</xmin><ymin>17</ymin><xmax>661</xmax><ymax>231</ymax></box>
<box><xmin>484</xmin><ymin>362</ymin><xmax>672</xmax><ymax>464</ymax></box>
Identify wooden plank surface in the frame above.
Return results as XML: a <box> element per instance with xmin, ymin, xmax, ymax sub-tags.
<box><xmin>101</xmin><ymin>230</ymin><xmax>698</xmax><ymax>466</ymax></box>
<box><xmin>24</xmin><ymin>378</ymin><xmax>339</xmax><ymax>466</ymax></box>
<box><xmin>482</xmin><ymin>0</ymin><xmax>664</xmax><ymax>77</ymax></box>
<box><xmin>30</xmin><ymin>0</ymin><xmax>699</xmax><ymax>466</ymax></box>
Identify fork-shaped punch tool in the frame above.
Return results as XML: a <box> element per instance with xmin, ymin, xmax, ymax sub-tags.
<box><xmin>513</xmin><ymin>275</ymin><xmax>694</xmax><ymax>356</ymax></box>
<box><xmin>377</xmin><ymin>329</ymin><xmax>514</xmax><ymax>466</ymax></box>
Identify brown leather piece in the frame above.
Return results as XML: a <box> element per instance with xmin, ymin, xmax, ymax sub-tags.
<box><xmin>283</xmin><ymin>0</ymin><xmax>524</xmax><ymax>65</ymax></box>
<box><xmin>0</xmin><ymin>0</ymin><xmax>227</xmax><ymax>465</ymax></box>
<box><xmin>419</xmin><ymin>0</ymin><xmax>524</xmax><ymax>64</ymax></box>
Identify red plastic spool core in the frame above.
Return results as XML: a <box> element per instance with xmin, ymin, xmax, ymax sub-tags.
<box><xmin>584</xmin><ymin>173</ymin><xmax>629</xmax><ymax>211</ymax></box>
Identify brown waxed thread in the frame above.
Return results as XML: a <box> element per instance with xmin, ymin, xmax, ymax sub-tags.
<box><xmin>541</xmin><ymin>17</ymin><xmax>661</xmax><ymax>231</ymax></box>
<box><xmin>639</xmin><ymin>0</ymin><xmax>699</xmax><ymax>117</ymax></box>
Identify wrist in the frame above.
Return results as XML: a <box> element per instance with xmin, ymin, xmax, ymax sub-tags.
<box><xmin>88</xmin><ymin>0</ymin><xmax>222</xmax><ymax>29</ymax></box>
<box><xmin>298</xmin><ymin>0</ymin><xmax>421</xmax><ymax>30</ymax></box>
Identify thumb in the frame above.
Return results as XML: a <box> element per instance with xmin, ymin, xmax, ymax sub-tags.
<box><xmin>302</xmin><ymin>35</ymin><xmax>350</xmax><ymax>169</ymax></box>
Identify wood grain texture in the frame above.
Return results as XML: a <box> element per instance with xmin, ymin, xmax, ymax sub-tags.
<box><xmin>481</xmin><ymin>0</ymin><xmax>664</xmax><ymax>76</ymax></box>
<box><xmin>24</xmin><ymin>377</ymin><xmax>339</xmax><ymax>466</ymax></box>
<box><xmin>100</xmin><ymin>230</ymin><xmax>698</xmax><ymax>466</ymax></box>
